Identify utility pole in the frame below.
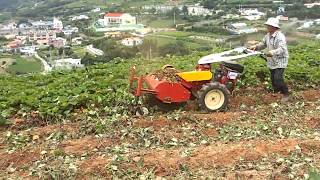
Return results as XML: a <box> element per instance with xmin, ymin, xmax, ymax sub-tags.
<box><xmin>149</xmin><ymin>45</ymin><xmax>152</xmax><ymax>60</ymax></box>
<box><xmin>173</xmin><ymin>10</ymin><xmax>176</xmax><ymax>25</ymax></box>
<box><xmin>239</xmin><ymin>0</ymin><xmax>242</xmax><ymax>12</ymax></box>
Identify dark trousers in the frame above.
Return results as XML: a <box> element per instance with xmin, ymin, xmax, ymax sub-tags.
<box><xmin>270</xmin><ymin>68</ymin><xmax>289</xmax><ymax>95</ymax></box>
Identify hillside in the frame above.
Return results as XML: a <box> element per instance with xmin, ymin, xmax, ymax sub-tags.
<box><xmin>0</xmin><ymin>0</ymin><xmax>172</xmax><ymax>19</ymax></box>
<box><xmin>0</xmin><ymin>42</ymin><xmax>320</xmax><ymax>178</ymax></box>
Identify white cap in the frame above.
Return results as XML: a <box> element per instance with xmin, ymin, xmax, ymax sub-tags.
<box><xmin>264</xmin><ymin>17</ymin><xmax>280</xmax><ymax>28</ymax></box>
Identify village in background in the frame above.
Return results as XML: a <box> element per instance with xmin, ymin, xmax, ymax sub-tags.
<box><xmin>0</xmin><ymin>0</ymin><xmax>319</xmax><ymax>74</ymax></box>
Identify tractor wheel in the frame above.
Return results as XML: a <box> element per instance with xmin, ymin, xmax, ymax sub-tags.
<box><xmin>198</xmin><ymin>82</ymin><xmax>230</xmax><ymax>112</ymax></box>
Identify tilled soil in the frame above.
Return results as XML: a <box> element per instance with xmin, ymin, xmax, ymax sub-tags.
<box><xmin>1</xmin><ymin>89</ymin><xmax>319</xmax><ymax>179</ymax></box>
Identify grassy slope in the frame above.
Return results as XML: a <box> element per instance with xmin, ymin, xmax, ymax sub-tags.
<box><xmin>8</xmin><ymin>56</ymin><xmax>43</xmax><ymax>74</ymax></box>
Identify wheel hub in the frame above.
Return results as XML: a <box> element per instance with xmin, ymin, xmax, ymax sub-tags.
<box><xmin>204</xmin><ymin>90</ymin><xmax>225</xmax><ymax>110</ymax></box>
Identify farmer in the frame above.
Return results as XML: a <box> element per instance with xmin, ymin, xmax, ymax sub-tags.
<box><xmin>250</xmin><ymin>17</ymin><xmax>290</xmax><ymax>102</ymax></box>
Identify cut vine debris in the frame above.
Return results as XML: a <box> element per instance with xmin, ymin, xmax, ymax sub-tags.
<box><xmin>150</xmin><ymin>68</ymin><xmax>180</xmax><ymax>83</ymax></box>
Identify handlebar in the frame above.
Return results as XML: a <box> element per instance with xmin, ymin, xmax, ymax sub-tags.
<box><xmin>243</xmin><ymin>48</ymin><xmax>267</xmax><ymax>62</ymax></box>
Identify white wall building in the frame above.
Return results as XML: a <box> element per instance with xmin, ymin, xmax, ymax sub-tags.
<box><xmin>142</xmin><ymin>5</ymin><xmax>180</xmax><ymax>14</ymax></box>
<box><xmin>244</xmin><ymin>15</ymin><xmax>262</xmax><ymax>21</ymax></box>
<box><xmin>53</xmin><ymin>17</ymin><xmax>63</xmax><ymax>31</ymax></box>
<box><xmin>72</xmin><ymin>37</ymin><xmax>83</xmax><ymax>45</ymax></box>
<box><xmin>187</xmin><ymin>6</ymin><xmax>212</xmax><ymax>16</ymax></box>
<box><xmin>31</xmin><ymin>20</ymin><xmax>53</xmax><ymax>29</ymax></box>
<box><xmin>53</xmin><ymin>58</ymin><xmax>83</xmax><ymax>70</ymax></box>
<box><xmin>1</xmin><ymin>22</ymin><xmax>17</xmax><ymax>30</ymax></box>
<box><xmin>19</xmin><ymin>46</ymin><xmax>36</xmax><ymax>56</ymax></box>
<box><xmin>222</xmin><ymin>14</ymin><xmax>240</xmax><ymax>19</ymax></box>
<box><xmin>276</xmin><ymin>15</ymin><xmax>289</xmax><ymax>21</ymax></box>
<box><xmin>226</xmin><ymin>23</ymin><xmax>258</xmax><ymax>35</ymax></box>
<box><xmin>72</xmin><ymin>15</ymin><xmax>89</xmax><ymax>21</ymax></box>
<box><xmin>304</xmin><ymin>3</ymin><xmax>320</xmax><ymax>8</ymax></box>
<box><xmin>121</xmin><ymin>37</ymin><xmax>143</xmax><ymax>46</ymax></box>
<box><xmin>103</xmin><ymin>13</ymin><xmax>136</xmax><ymax>27</ymax></box>
<box><xmin>92</xmin><ymin>8</ymin><xmax>101</xmax><ymax>13</ymax></box>
<box><xmin>240</xmin><ymin>9</ymin><xmax>265</xmax><ymax>21</ymax></box>
<box><xmin>62</xmin><ymin>26</ymin><xmax>79</xmax><ymax>35</ymax></box>
<box><xmin>297</xmin><ymin>21</ymin><xmax>314</xmax><ymax>30</ymax></box>
<box><xmin>314</xmin><ymin>19</ymin><xmax>320</xmax><ymax>25</ymax></box>
<box><xmin>240</xmin><ymin>9</ymin><xmax>265</xmax><ymax>16</ymax></box>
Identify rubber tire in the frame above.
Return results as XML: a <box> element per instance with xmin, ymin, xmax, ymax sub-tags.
<box><xmin>198</xmin><ymin>82</ymin><xmax>230</xmax><ymax>112</ymax></box>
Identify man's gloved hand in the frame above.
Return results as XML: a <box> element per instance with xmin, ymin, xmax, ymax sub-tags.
<box><xmin>266</xmin><ymin>51</ymin><xmax>273</xmax><ymax>57</ymax></box>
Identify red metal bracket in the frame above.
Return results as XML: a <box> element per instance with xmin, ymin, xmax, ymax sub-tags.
<box><xmin>129</xmin><ymin>66</ymin><xmax>157</xmax><ymax>97</ymax></box>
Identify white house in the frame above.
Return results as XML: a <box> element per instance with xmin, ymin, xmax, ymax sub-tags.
<box><xmin>187</xmin><ymin>6</ymin><xmax>212</xmax><ymax>16</ymax></box>
<box><xmin>142</xmin><ymin>5</ymin><xmax>178</xmax><ymax>14</ymax></box>
<box><xmin>1</xmin><ymin>22</ymin><xmax>17</xmax><ymax>30</ymax></box>
<box><xmin>53</xmin><ymin>17</ymin><xmax>63</xmax><ymax>31</ymax></box>
<box><xmin>304</xmin><ymin>3</ymin><xmax>320</xmax><ymax>8</ymax></box>
<box><xmin>297</xmin><ymin>21</ymin><xmax>314</xmax><ymax>30</ymax></box>
<box><xmin>72</xmin><ymin>15</ymin><xmax>89</xmax><ymax>21</ymax></box>
<box><xmin>229</xmin><ymin>23</ymin><xmax>247</xmax><ymax>29</ymax></box>
<box><xmin>316</xmin><ymin>34</ymin><xmax>320</xmax><ymax>39</ymax></box>
<box><xmin>272</xmin><ymin>1</ymin><xmax>284</xmax><ymax>3</ymax></box>
<box><xmin>276</xmin><ymin>15</ymin><xmax>289</xmax><ymax>21</ymax></box>
<box><xmin>226</xmin><ymin>23</ymin><xmax>258</xmax><ymax>35</ymax></box>
<box><xmin>314</xmin><ymin>19</ymin><xmax>320</xmax><ymax>25</ymax></box>
<box><xmin>31</xmin><ymin>20</ymin><xmax>53</xmax><ymax>29</ymax></box>
<box><xmin>240</xmin><ymin>9</ymin><xmax>265</xmax><ymax>21</ymax></box>
<box><xmin>222</xmin><ymin>14</ymin><xmax>240</xmax><ymax>19</ymax></box>
<box><xmin>103</xmin><ymin>13</ymin><xmax>136</xmax><ymax>27</ymax></box>
<box><xmin>121</xmin><ymin>37</ymin><xmax>143</xmax><ymax>46</ymax></box>
<box><xmin>91</xmin><ymin>8</ymin><xmax>101</xmax><ymax>13</ymax></box>
<box><xmin>86</xmin><ymin>44</ymin><xmax>104</xmax><ymax>56</ymax></box>
<box><xmin>240</xmin><ymin>9</ymin><xmax>265</xmax><ymax>16</ymax></box>
<box><xmin>62</xmin><ymin>26</ymin><xmax>79</xmax><ymax>35</ymax></box>
<box><xmin>72</xmin><ymin>37</ymin><xmax>83</xmax><ymax>45</ymax></box>
<box><xmin>244</xmin><ymin>15</ymin><xmax>262</xmax><ymax>21</ymax></box>
<box><xmin>53</xmin><ymin>58</ymin><xmax>83</xmax><ymax>70</ymax></box>
<box><xmin>19</xmin><ymin>46</ymin><xmax>36</xmax><ymax>56</ymax></box>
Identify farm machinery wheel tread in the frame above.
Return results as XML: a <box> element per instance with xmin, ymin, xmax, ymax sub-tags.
<box><xmin>198</xmin><ymin>82</ymin><xmax>230</xmax><ymax>112</ymax></box>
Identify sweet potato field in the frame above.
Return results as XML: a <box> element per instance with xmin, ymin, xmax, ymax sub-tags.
<box><xmin>0</xmin><ymin>42</ymin><xmax>319</xmax><ymax>179</ymax></box>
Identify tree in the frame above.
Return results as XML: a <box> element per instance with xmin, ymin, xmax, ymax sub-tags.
<box><xmin>182</xmin><ymin>6</ymin><xmax>189</xmax><ymax>16</ymax></box>
<box><xmin>150</xmin><ymin>8</ymin><xmax>157</xmax><ymax>15</ymax></box>
<box><xmin>81</xmin><ymin>52</ymin><xmax>96</xmax><ymax>66</ymax></box>
<box><xmin>201</xmin><ymin>0</ymin><xmax>220</xmax><ymax>9</ymax></box>
<box><xmin>159</xmin><ymin>41</ymin><xmax>190</xmax><ymax>57</ymax></box>
<box><xmin>166</xmin><ymin>7</ymin><xmax>180</xmax><ymax>17</ymax></box>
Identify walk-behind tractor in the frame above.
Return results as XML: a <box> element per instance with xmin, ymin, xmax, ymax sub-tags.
<box><xmin>129</xmin><ymin>47</ymin><xmax>264</xmax><ymax>112</ymax></box>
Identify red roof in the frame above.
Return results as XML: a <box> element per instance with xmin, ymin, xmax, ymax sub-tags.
<box><xmin>105</xmin><ymin>13</ymin><xmax>124</xmax><ymax>17</ymax></box>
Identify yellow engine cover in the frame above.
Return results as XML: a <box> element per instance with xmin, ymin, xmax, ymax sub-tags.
<box><xmin>177</xmin><ymin>71</ymin><xmax>213</xmax><ymax>82</ymax></box>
